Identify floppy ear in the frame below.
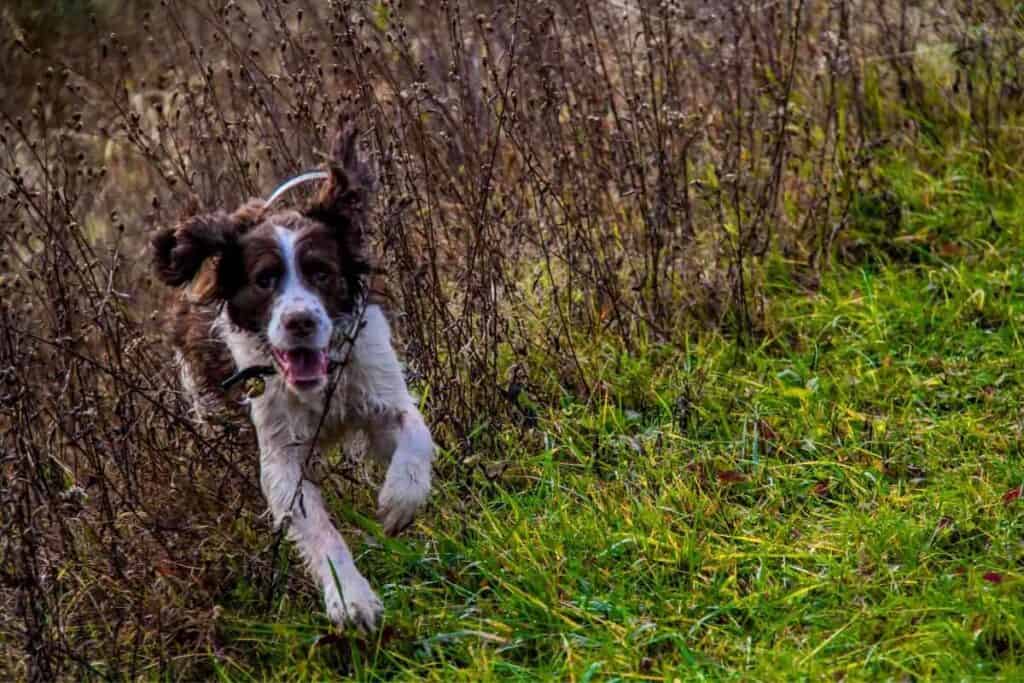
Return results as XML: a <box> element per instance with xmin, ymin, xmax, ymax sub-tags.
<box><xmin>304</xmin><ymin>123</ymin><xmax>376</xmax><ymax>304</ymax></box>
<box><xmin>304</xmin><ymin>122</ymin><xmax>375</xmax><ymax>246</ymax></box>
<box><xmin>152</xmin><ymin>210</ymin><xmax>240</xmax><ymax>288</ymax></box>
<box><xmin>152</xmin><ymin>200</ymin><xmax>265</xmax><ymax>293</ymax></box>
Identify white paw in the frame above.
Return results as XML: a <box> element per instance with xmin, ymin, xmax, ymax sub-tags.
<box><xmin>377</xmin><ymin>462</ymin><xmax>431</xmax><ymax>536</ymax></box>
<box><xmin>323</xmin><ymin>568</ymin><xmax>383</xmax><ymax>632</ymax></box>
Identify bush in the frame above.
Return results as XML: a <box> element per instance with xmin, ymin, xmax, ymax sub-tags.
<box><xmin>2</xmin><ymin>0</ymin><xmax>1024</xmax><ymax>678</ymax></box>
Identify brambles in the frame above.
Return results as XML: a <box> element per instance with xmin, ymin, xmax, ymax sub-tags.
<box><xmin>2</xmin><ymin>0</ymin><xmax>1024</xmax><ymax>679</ymax></box>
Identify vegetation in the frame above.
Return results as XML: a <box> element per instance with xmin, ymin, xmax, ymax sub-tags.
<box><xmin>2</xmin><ymin>0</ymin><xmax>1023</xmax><ymax>680</ymax></box>
<box><xmin>208</xmin><ymin>144</ymin><xmax>1024</xmax><ymax>680</ymax></box>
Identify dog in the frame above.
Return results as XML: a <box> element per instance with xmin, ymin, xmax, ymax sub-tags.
<box><xmin>150</xmin><ymin>125</ymin><xmax>433</xmax><ymax>631</ymax></box>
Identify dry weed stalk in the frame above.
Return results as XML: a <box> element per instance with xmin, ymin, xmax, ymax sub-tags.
<box><xmin>2</xmin><ymin>0</ymin><xmax>1022</xmax><ymax>678</ymax></box>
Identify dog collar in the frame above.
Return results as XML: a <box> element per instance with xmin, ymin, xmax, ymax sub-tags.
<box><xmin>221</xmin><ymin>359</ymin><xmax>349</xmax><ymax>398</ymax></box>
<box><xmin>265</xmin><ymin>170</ymin><xmax>330</xmax><ymax>207</ymax></box>
<box><xmin>221</xmin><ymin>364</ymin><xmax>277</xmax><ymax>396</ymax></box>
<box><xmin>220</xmin><ymin>321</ymin><xmax>368</xmax><ymax>397</ymax></box>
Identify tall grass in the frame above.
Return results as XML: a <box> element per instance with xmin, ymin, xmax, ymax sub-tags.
<box><xmin>2</xmin><ymin>0</ymin><xmax>1024</xmax><ymax>679</ymax></box>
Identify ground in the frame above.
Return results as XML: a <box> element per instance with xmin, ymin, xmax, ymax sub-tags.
<box><xmin>206</xmin><ymin>144</ymin><xmax>1024</xmax><ymax>681</ymax></box>
<box><xmin>4</xmin><ymin>4</ymin><xmax>1024</xmax><ymax>680</ymax></box>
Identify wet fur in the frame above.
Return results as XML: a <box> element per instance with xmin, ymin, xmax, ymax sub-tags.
<box><xmin>151</xmin><ymin>126</ymin><xmax>434</xmax><ymax>630</ymax></box>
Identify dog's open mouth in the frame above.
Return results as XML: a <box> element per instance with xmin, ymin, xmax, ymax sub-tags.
<box><xmin>271</xmin><ymin>347</ymin><xmax>329</xmax><ymax>389</ymax></box>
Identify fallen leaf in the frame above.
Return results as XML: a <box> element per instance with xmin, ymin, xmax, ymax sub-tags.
<box><xmin>757</xmin><ymin>419</ymin><xmax>778</xmax><ymax>442</ymax></box>
<box><xmin>684</xmin><ymin>461</ymin><xmax>709</xmax><ymax>482</ymax></box>
<box><xmin>983</xmin><ymin>571</ymin><xmax>1004</xmax><ymax>584</ymax></box>
<box><xmin>1003</xmin><ymin>486</ymin><xmax>1022</xmax><ymax>505</ymax></box>
<box><xmin>938</xmin><ymin>242</ymin><xmax>964</xmax><ymax>257</ymax></box>
<box><xmin>155</xmin><ymin>560</ymin><xmax>179</xmax><ymax>578</ymax></box>
<box><xmin>717</xmin><ymin>470</ymin><xmax>747</xmax><ymax>484</ymax></box>
<box><xmin>812</xmin><ymin>480</ymin><xmax>830</xmax><ymax>497</ymax></box>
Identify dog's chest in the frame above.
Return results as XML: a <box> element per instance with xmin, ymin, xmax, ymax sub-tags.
<box><xmin>248</xmin><ymin>376</ymin><xmax>353</xmax><ymax>447</ymax></box>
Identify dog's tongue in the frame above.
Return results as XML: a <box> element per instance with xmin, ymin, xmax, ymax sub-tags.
<box><xmin>277</xmin><ymin>348</ymin><xmax>328</xmax><ymax>384</ymax></box>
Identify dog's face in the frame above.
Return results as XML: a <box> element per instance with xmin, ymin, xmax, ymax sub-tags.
<box><xmin>152</xmin><ymin>126</ymin><xmax>373</xmax><ymax>395</ymax></box>
<box><xmin>227</xmin><ymin>215</ymin><xmax>358</xmax><ymax>391</ymax></box>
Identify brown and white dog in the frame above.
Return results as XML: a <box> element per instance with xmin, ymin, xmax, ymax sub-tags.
<box><xmin>151</xmin><ymin>126</ymin><xmax>433</xmax><ymax>631</ymax></box>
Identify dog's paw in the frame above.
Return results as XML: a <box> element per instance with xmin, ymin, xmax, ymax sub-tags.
<box><xmin>323</xmin><ymin>569</ymin><xmax>383</xmax><ymax>633</ymax></box>
<box><xmin>377</xmin><ymin>463</ymin><xmax>430</xmax><ymax>536</ymax></box>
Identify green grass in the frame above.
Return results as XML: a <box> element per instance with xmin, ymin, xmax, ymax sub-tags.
<box><xmin>196</xmin><ymin>143</ymin><xmax>1024</xmax><ymax>681</ymax></box>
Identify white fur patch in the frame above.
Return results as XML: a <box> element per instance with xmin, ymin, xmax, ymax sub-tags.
<box><xmin>198</xmin><ymin>302</ymin><xmax>434</xmax><ymax>629</ymax></box>
<box><xmin>267</xmin><ymin>225</ymin><xmax>332</xmax><ymax>352</ymax></box>
<box><xmin>170</xmin><ymin>216</ymin><xmax>434</xmax><ymax>631</ymax></box>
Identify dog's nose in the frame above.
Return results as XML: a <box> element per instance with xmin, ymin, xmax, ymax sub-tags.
<box><xmin>283</xmin><ymin>311</ymin><xmax>317</xmax><ymax>337</ymax></box>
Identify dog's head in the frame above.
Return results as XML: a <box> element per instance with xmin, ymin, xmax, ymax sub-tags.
<box><xmin>152</xmin><ymin>125</ymin><xmax>373</xmax><ymax>394</ymax></box>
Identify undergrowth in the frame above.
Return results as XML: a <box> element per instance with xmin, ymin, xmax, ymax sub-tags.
<box><xmin>194</xmin><ymin>142</ymin><xmax>1024</xmax><ymax>680</ymax></box>
<box><xmin>3</xmin><ymin>1</ymin><xmax>1024</xmax><ymax>680</ymax></box>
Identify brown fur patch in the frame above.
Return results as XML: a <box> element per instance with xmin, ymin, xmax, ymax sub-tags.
<box><xmin>186</xmin><ymin>258</ymin><xmax>221</xmax><ymax>304</ymax></box>
<box><xmin>169</xmin><ymin>298</ymin><xmax>238</xmax><ymax>413</ymax></box>
<box><xmin>152</xmin><ymin>126</ymin><xmax>380</xmax><ymax>415</ymax></box>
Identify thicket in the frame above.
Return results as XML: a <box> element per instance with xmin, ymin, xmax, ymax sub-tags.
<box><xmin>2</xmin><ymin>0</ymin><xmax>1023</xmax><ymax>678</ymax></box>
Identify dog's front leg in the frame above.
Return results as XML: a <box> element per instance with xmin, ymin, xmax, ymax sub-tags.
<box><xmin>365</xmin><ymin>407</ymin><xmax>434</xmax><ymax>536</ymax></box>
<box><xmin>260</xmin><ymin>444</ymin><xmax>383</xmax><ymax>631</ymax></box>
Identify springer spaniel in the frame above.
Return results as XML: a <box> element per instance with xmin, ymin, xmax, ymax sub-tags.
<box><xmin>151</xmin><ymin>126</ymin><xmax>433</xmax><ymax>631</ymax></box>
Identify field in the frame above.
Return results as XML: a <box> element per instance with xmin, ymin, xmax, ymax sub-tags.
<box><xmin>2</xmin><ymin>1</ymin><xmax>1024</xmax><ymax>680</ymax></box>
<box><xmin>208</xmin><ymin>146</ymin><xmax>1024</xmax><ymax>680</ymax></box>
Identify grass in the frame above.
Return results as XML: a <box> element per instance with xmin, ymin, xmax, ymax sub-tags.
<box><xmin>185</xmin><ymin>140</ymin><xmax>1024</xmax><ymax>681</ymax></box>
<box><xmin>6</xmin><ymin>5</ymin><xmax>1024</xmax><ymax>680</ymax></box>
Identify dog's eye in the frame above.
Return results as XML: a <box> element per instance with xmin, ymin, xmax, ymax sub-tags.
<box><xmin>311</xmin><ymin>270</ymin><xmax>332</xmax><ymax>286</ymax></box>
<box><xmin>255</xmin><ymin>271</ymin><xmax>278</xmax><ymax>290</ymax></box>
